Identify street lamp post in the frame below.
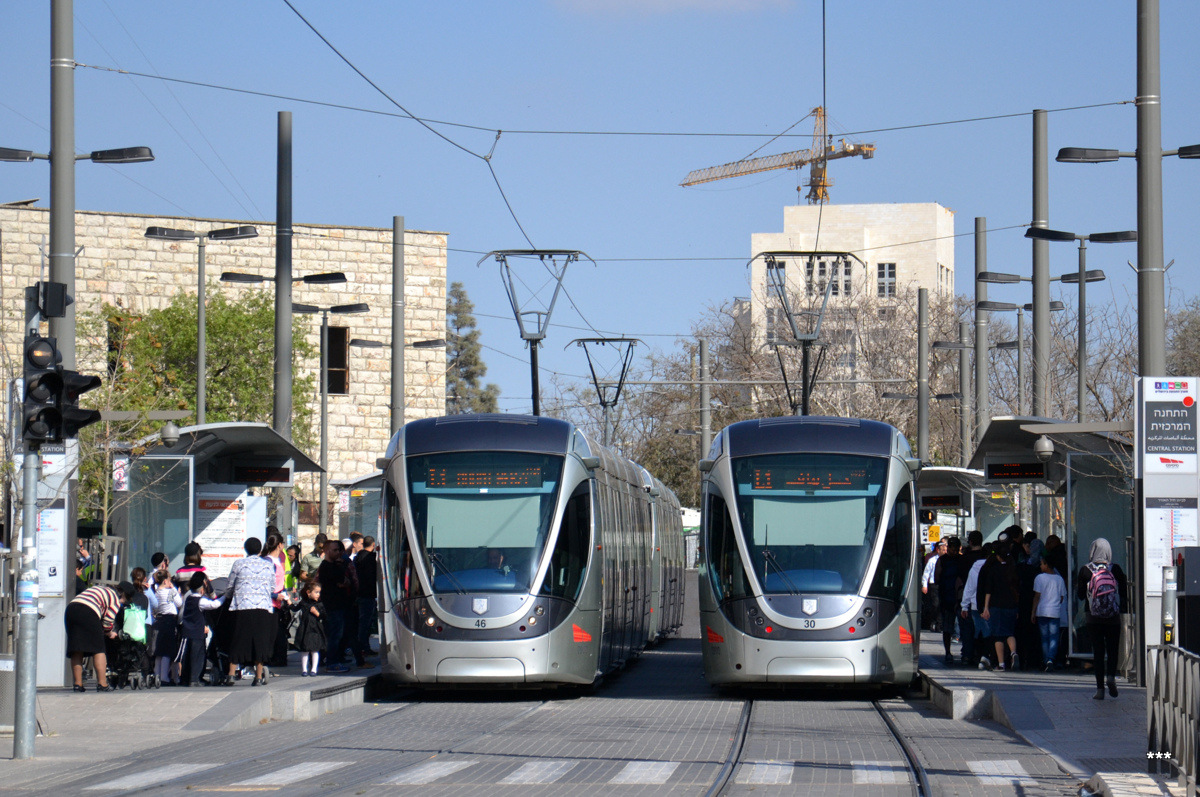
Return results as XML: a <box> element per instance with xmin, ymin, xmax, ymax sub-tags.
<box><xmin>145</xmin><ymin>225</ymin><xmax>258</xmax><ymax>425</ymax></box>
<box><xmin>1025</xmin><ymin>227</ymin><xmax>1134</xmax><ymax>421</ymax></box>
<box><xmin>293</xmin><ymin>302</ymin><xmax>370</xmax><ymax>539</ymax></box>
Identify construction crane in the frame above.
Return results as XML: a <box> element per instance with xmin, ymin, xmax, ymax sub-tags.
<box><xmin>680</xmin><ymin>107</ymin><xmax>875</xmax><ymax>204</ymax></box>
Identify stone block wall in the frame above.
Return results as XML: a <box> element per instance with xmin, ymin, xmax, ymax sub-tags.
<box><xmin>0</xmin><ymin>206</ymin><xmax>446</xmax><ymax>497</ymax></box>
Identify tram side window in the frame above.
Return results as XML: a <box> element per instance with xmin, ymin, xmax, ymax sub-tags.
<box><xmin>384</xmin><ymin>482</ymin><xmax>416</xmax><ymax>600</ymax></box>
<box><xmin>543</xmin><ymin>486</ymin><xmax>590</xmax><ymax>600</ymax></box>
<box><xmin>868</xmin><ymin>483</ymin><xmax>913</xmax><ymax>604</ymax></box>
<box><xmin>706</xmin><ymin>492</ymin><xmax>749</xmax><ymax>601</ymax></box>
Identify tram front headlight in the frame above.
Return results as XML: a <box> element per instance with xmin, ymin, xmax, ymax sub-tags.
<box><xmin>528</xmin><ymin>616</ymin><xmax>537</xmax><ymax>626</ymax></box>
<box><xmin>425</xmin><ymin>616</ymin><xmax>436</xmax><ymax>627</ymax></box>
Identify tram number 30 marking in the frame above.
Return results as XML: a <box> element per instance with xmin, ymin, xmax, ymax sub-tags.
<box><xmin>475</xmin><ymin>619</ymin><xmax>487</xmax><ymax>628</ymax></box>
<box><xmin>803</xmin><ymin>620</ymin><xmax>816</xmax><ymax>628</ymax></box>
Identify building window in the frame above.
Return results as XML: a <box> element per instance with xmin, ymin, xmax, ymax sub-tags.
<box><xmin>327</xmin><ymin>326</ymin><xmax>349</xmax><ymax>395</ymax></box>
<box><xmin>877</xmin><ymin>262</ymin><xmax>897</xmax><ymax>298</ymax></box>
<box><xmin>806</xmin><ymin>257</ymin><xmax>851</xmax><ymax>297</ymax></box>
<box><xmin>765</xmin><ymin>307</ymin><xmax>778</xmax><ymax>344</ymax></box>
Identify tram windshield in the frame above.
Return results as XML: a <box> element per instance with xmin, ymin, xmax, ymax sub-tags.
<box><xmin>405</xmin><ymin>451</ymin><xmax>564</xmax><ymax>594</ymax></box>
<box><xmin>732</xmin><ymin>453</ymin><xmax>889</xmax><ymax>595</ymax></box>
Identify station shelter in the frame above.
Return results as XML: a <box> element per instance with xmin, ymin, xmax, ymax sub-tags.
<box><xmin>959</xmin><ymin>416</ymin><xmax>1135</xmax><ymax>674</ymax></box>
<box><xmin>111</xmin><ymin>422</ymin><xmax>322</xmax><ymax>581</ymax></box>
<box><xmin>332</xmin><ymin>471</ymin><xmax>383</xmax><ymax>541</ymax></box>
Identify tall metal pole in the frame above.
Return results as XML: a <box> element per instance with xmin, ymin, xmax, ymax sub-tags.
<box><xmin>1137</xmin><ymin>0</ymin><xmax>1166</xmax><ymax>377</ymax></box>
<box><xmin>197</xmin><ymin>237</ymin><xmax>207</xmax><ymax>425</ymax></box>
<box><xmin>49</xmin><ymin>0</ymin><xmax>75</xmax><ymax>369</ymax></box>
<box><xmin>391</xmin><ymin>216</ymin><xmax>405</xmax><ymax>434</ymax></box>
<box><xmin>13</xmin><ymin>294</ymin><xmax>42</xmax><ymax>759</ymax></box>
<box><xmin>1076</xmin><ymin>239</ymin><xmax>1088</xmax><ymax>422</ymax></box>
<box><xmin>1031</xmin><ymin>109</ymin><xmax>1050</xmax><ymax>417</ymax></box>
<box><xmin>699</xmin><ymin>338</ymin><xmax>712</xmax><ymax>457</ymax></box>
<box><xmin>273</xmin><ymin>111</ymin><xmax>294</xmax><ymax>539</ymax></box>
<box><xmin>319</xmin><ymin>311</ymin><xmax>329</xmax><ymax>538</ymax></box>
<box><xmin>602</xmin><ymin>403</ymin><xmax>611</xmax><ymax>447</ymax></box>
<box><xmin>917</xmin><ymin>288</ymin><xmax>929</xmax><ymax>461</ymax></box>
<box><xmin>959</xmin><ymin>321</ymin><xmax>970</xmax><ymax>468</ymax></box>
<box><xmin>13</xmin><ymin>449</ymin><xmax>39</xmax><ymax>759</ymax></box>
<box><xmin>530</xmin><ymin>343</ymin><xmax>541</xmax><ymax>417</ymax></box>
<box><xmin>974</xmin><ymin>218</ymin><xmax>990</xmax><ymax>445</ymax></box>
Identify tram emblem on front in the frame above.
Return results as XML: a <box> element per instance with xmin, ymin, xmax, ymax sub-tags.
<box><xmin>473</xmin><ymin>598</ymin><xmax>488</xmax><ymax>615</ymax></box>
<box><xmin>802</xmin><ymin>599</ymin><xmax>818</xmax><ymax>616</ymax></box>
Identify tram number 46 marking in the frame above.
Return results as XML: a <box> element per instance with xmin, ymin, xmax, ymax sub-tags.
<box><xmin>475</xmin><ymin>619</ymin><xmax>487</xmax><ymax>628</ymax></box>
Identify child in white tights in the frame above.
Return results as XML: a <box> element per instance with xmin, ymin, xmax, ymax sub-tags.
<box><xmin>294</xmin><ymin>581</ymin><xmax>327</xmax><ymax>676</ymax></box>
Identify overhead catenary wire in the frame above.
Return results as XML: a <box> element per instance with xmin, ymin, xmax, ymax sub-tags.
<box><xmin>70</xmin><ymin>65</ymin><xmax>1130</xmax><ymax>141</ymax></box>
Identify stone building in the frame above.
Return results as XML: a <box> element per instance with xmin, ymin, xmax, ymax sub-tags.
<box><xmin>0</xmin><ymin>205</ymin><xmax>447</xmax><ymax>523</ymax></box>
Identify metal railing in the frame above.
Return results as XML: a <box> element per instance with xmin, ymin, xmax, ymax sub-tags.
<box><xmin>1148</xmin><ymin>644</ymin><xmax>1200</xmax><ymax>796</ymax></box>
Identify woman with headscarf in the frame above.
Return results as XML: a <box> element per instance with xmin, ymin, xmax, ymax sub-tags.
<box><xmin>1076</xmin><ymin>538</ymin><xmax>1128</xmax><ymax>700</ymax></box>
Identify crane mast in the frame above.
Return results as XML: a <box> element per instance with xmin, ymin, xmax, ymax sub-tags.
<box><xmin>680</xmin><ymin>107</ymin><xmax>875</xmax><ymax>204</ymax></box>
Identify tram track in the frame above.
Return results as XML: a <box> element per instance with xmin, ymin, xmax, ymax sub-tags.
<box><xmin>706</xmin><ymin>695</ymin><xmax>933</xmax><ymax>797</ymax></box>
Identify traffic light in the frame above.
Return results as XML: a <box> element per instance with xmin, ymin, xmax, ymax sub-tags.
<box><xmin>60</xmin><ymin>370</ymin><xmax>102</xmax><ymax>438</ymax></box>
<box><xmin>22</xmin><ymin>333</ymin><xmax>62</xmax><ymax>445</ymax></box>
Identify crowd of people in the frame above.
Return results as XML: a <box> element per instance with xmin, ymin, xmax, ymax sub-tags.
<box><xmin>64</xmin><ymin>530</ymin><xmax>381</xmax><ymax>691</ymax></box>
<box><xmin>921</xmin><ymin>526</ymin><xmax>1128</xmax><ymax>700</ymax></box>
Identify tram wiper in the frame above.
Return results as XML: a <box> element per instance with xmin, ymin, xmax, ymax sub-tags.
<box><xmin>427</xmin><ymin>550</ymin><xmax>468</xmax><ymax>595</ymax></box>
<box><xmin>762</xmin><ymin>549</ymin><xmax>801</xmax><ymax>595</ymax></box>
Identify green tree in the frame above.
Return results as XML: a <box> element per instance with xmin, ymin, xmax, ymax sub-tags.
<box><xmin>75</xmin><ymin>288</ymin><xmax>316</xmax><ymax>525</ymax></box>
<box><xmin>446</xmin><ymin>281</ymin><xmax>500</xmax><ymax>413</ymax></box>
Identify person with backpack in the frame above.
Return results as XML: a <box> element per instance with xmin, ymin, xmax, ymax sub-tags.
<box><xmin>1076</xmin><ymin>537</ymin><xmax>1128</xmax><ymax>700</ymax></box>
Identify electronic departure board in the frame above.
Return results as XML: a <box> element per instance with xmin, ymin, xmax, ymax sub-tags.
<box><xmin>921</xmin><ymin>494</ymin><xmax>962</xmax><ymax>508</ymax></box>
<box><xmin>985</xmin><ymin>461</ymin><xmax>1047</xmax><ymax>482</ymax></box>
<box><xmin>424</xmin><ymin>465</ymin><xmax>544</xmax><ymax>489</ymax></box>
<box><xmin>748</xmin><ymin>466</ymin><xmax>873</xmax><ymax>491</ymax></box>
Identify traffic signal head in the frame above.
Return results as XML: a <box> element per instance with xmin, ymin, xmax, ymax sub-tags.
<box><xmin>22</xmin><ymin>334</ymin><xmax>62</xmax><ymax>445</ymax></box>
<box><xmin>60</xmin><ymin>370</ymin><xmax>103</xmax><ymax>438</ymax></box>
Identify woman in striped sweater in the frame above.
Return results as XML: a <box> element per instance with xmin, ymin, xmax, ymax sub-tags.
<box><xmin>66</xmin><ymin>581</ymin><xmax>135</xmax><ymax>692</ymax></box>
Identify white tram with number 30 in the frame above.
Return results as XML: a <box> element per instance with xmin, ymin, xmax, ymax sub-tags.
<box><xmin>698</xmin><ymin>416</ymin><xmax>921</xmax><ymax>686</ymax></box>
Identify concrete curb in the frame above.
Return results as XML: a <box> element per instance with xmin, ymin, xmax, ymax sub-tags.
<box><xmin>183</xmin><ymin>673</ymin><xmax>384</xmax><ymax>732</ymax></box>
<box><xmin>920</xmin><ymin>671</ymin><xmax>1170</xmax><ymax>797</ymax></box>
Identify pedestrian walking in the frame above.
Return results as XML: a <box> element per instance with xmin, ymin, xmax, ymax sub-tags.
<box><xmin>934</xmin><ymin>537</ymin><xmax>963</xmax><ymax>665</ymax></box>
<box><xmin>1031</xmin><ymin>555</ymin><xmax>1066</xmax><ymax>671</ymax></box>
<box><xmin>979</xmin><ymin>539</ymin><xmax>1019</xmax><ymax>671</ymax></box>
<box><xmin>1077</xmin><ymin>538</ymin><xmax>1128</xmax><ymax>699</ymax></box>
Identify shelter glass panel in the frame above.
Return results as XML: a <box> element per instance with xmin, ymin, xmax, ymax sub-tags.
<box><xmin>1066</xmin><ymin>452</ymin><xmax>1133</xmax><ymax>658</ymax></box>
<box><xmin>126</xmin><ymin>456</ymin><xmax>193</xmax><ymax>573</ymax></box>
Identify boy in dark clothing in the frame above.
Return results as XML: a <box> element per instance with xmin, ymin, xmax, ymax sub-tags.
<box><xmin>175</xmin><ymin>572</ymin><xmax>223</xmax><ymax>686</ymax></box>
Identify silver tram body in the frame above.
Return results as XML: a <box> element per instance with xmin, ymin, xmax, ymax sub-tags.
<box><xmin>698</xmin><ymin>416</ymin><xmax>921</xmax><ymax>686</ymax></box>
<box><xmin>378</xmin><ymin>414</ymin><xmax>685</xmax><ymax>687</ymax></box>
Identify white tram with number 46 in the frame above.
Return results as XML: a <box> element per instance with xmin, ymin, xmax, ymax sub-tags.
<box><xmin>377</xmin><ymin>414</ymin><xmax>685</xmax><ymax>687</ymax></box>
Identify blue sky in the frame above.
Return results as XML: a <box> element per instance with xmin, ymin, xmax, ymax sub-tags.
<box><xmin>3</xmin><ymin>1</ymin><xmax>1198</xmax><ymax>412</ymax></box>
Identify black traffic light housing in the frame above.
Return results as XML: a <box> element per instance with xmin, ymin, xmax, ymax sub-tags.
<box><xmin>61</xmin><ymin>370</ymin><xmax>102</xmax><ymax>438</ymax></box>
<box><xmin>22</xmin><ymin>333</ymin><xmax>62</xmax><ymax>445</ymax></box>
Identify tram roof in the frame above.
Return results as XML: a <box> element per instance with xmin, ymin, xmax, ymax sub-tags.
<box><xmin>404</xmin><ymin>413</ymin><xmax>573</xmax><ymax>456</ymax></box>
<box><xmin>722</xmin><ymin>416</ymin><xmax>897</xmax><ymax>458</ymax></box>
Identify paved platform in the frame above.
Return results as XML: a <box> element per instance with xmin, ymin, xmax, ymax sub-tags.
<box><xmin>1</xmin><ymin>648</ymin><xmax>383</xmax><ymax>773</ymax></box>
<box><xmin>917</xmin><ymin>630</ymin><xmax>1174</xmax><ymax>797</ymax></box>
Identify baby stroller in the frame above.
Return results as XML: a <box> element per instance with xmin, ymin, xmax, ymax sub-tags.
<box><xmin>110</xmin><ymin>604</ymin><xmax>157</xmax><ymax>689</ymax></box>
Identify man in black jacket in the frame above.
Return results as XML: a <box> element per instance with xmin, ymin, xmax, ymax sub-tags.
<box><xmin>356</xmin><ymin>536</ymin><xmax>379</xmax><ymax>656</ymax></box>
